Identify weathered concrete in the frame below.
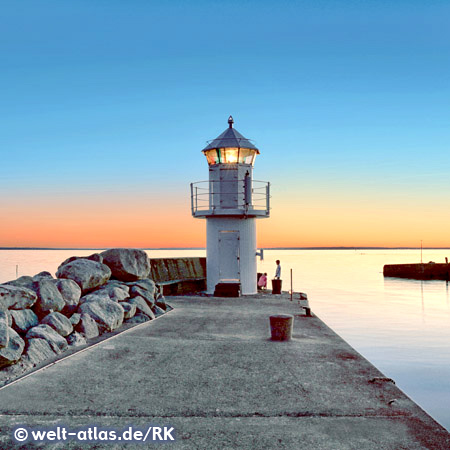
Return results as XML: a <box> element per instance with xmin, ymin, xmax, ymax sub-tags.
<box><xmin>384</xmin><ymin>262</ymin><xmax>450</xmax><ymax>280</ymax></box>
<box><xmin>150</xmin><ymin>257</ymin><xmax>206</xmax><ymax>294</ymax></box>
<box><xmin>0</xmin><ymin>294</ymin><xmax>448</xmax><ymax>449</ymax></box>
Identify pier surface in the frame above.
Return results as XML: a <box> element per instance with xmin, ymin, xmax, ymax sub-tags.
<box><xmin>0</xmin><ymin>294</ymin><xmax>449</xmax><ymax>449</ymax></box>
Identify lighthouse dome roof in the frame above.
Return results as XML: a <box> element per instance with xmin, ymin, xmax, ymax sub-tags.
<box><xmin>202</xmin><ymin>116</ymin><xmax>259</xmax><ymax>153</ymax></box>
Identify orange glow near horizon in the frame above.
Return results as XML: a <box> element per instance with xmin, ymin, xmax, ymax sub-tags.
<box><xmin>1</xmin><ymin>189</ymin><xmax>450</xmax><ymax>248</ymax></box>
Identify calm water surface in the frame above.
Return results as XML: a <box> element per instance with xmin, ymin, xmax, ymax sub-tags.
<box><xmin>1</xmin><ymin>248</ymin><xmax>449</xmax><ymax>430</ymax></box>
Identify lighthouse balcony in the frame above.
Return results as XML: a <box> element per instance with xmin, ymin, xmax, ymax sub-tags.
<box><xmin>190</xmin><ymin>180</ymin><xmax>270</xmax><ymax>218</ymax></box>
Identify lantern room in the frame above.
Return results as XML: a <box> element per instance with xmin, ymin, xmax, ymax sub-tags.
<box><xmin>202</xmin><ymin>116</ymin><xmax>260</xmax><ymax>166</ymax></box>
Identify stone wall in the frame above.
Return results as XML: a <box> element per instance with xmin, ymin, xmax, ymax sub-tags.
<box><xmin>150</xmin><ymin>257</ymin><xmax>206</xmax><ymax>294</ymax></box>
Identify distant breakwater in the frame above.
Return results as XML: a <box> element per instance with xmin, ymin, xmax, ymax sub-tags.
<box><xmin>383</xmin><ymin>262</ymin><xmax>450</xmax><ymax>280</ymax></box>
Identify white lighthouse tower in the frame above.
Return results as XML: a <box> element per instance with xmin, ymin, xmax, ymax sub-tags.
<box><xmin>191</xmin><ymin>116</ymin><xmax>270</xmax><ymax>295</ymax></box>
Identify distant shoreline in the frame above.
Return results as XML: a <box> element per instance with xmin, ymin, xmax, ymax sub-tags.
<box><xmin>1</xmin><ymin>247</ymin><xmax>450</xmax><ymax>251</ymax></box>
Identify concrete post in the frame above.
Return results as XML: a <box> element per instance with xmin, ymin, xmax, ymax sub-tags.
<box><xmin>269</xmin><ymin>314</ymin><xmax>294</xmax><ymax>341</ymax></box>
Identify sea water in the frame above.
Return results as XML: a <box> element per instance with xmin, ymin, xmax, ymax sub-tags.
<box><xmin>1</xmin><ymin>248</ymin><xmax>449</xmax><ymax>430</ymax></box>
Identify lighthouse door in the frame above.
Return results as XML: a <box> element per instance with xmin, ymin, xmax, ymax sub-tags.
<box><xmin>218</xmin><ymin>230</ymin><xmax>240</xmax><ymax>281</ymax></box>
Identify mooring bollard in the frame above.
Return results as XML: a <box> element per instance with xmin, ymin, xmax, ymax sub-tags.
<box><xmin>269</xmin><ymin>314</ymin><xmax>294</xmax><ymax>341</ymax></box>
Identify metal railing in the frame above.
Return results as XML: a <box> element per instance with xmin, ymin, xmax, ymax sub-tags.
<box><xmin>191</xmin><ymin>179</ymin><xmax>270</xmax><ymax>216</ymax></box>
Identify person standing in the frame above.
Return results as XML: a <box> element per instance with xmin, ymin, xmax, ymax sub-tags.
<box><xmin>275</xmin><ymin>260</ymin><xmax>281</xmax><ymax>279</ymax></box>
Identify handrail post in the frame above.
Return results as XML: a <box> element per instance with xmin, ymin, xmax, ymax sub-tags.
<box><xmin>195</xmin><ymin>186</ymin><xmax>198</xmax><ymax>212</ymax></box>
<box><xmin>190</xmin><ymin>183</ymin><xmax>194</xmax><ymax>214</ymax></box>
<box><xmin>266</xmin><ymin>182</ymin><xmax>270</xmax><ymax>214</ymax></box>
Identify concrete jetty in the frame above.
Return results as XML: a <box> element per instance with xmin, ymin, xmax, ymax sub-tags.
<box><xmin>0</xmin><ymin>293</ymin><xmax>449</xmax><ymax>449</ymax></box>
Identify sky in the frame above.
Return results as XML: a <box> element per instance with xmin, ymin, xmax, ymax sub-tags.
<box><xmin>1</xmin><ymin>0</ymin><xmax>449</xmax><ymax>248</ymax></box>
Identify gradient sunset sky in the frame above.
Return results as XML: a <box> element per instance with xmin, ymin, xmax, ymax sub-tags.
<box><xmin>1</xmin><ymin>0</ymin><xmax>449</xmax><ymax>248</ymax></box>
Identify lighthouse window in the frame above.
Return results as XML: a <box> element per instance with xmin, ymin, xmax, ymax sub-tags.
<box><xmin>220</xmin><ymin>147</ymin><xmax>239</xmax><ymax>164</ymax></box>
<box><xmin>238</xmin><ymin>148</ymin><xmax>256</xmax><ymax>165</ymax></box>
<box><xmin>204</xmin><ymin>149</ymin><xmax>220</xmax><ymax>165</ymax></box>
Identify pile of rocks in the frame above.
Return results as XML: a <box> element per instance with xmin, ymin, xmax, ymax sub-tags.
<box><xmin>0</xmin><ymin>248</ymin><xmax>170</xmax><ymax>374</ymax></box>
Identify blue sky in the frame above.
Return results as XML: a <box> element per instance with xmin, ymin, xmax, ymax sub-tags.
<box><xmin>1</xmin><ymin>0</ymin><xmax>450</xmax><ymax>247</ymax></box>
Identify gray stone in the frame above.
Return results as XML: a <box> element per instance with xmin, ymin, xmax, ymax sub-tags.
<box><xmin>26</xmin><ymin>324</ymin><xmax>68</xmax><ymax>354</ymax></box>
<box><xmin>128</xmin><ymin>278</ymin><xmax>157</xmax><ymax>295</ymax></box>
<box><xmin>125</xmin><ymin>313</ymin><xmax>151</xmax><ymax>324</ymax></box>
<box><xmin>128</xmin><ymin>296</ymin><xmax>155</xmax><ymax>319</ymax></box>
<box><xmin>5</xmin><ymin>309</ymin><xmax>12</xmax><ymax>326</ymax></box>
<box><xmin>120</xmin><ymin>302</ymin><xmax>137</xmax><ymax>319</ymax></box>
<box><xmin>100</xmin><ymin>248</ymin><xmax>151</xmax><ymax>282</ymax></box>
<box><xmin>105</xmin><ymin>280</ymin><xmax>130</xmax><ymax>293</ymax></box>
<box><xmin>152</xmin><ymin>305</ymin><xmax>166</xmax><ymax>317</ymax></box>
<box><xmin>56</xmin><ymin>259</ymin><xmax>111</xmax><ymax>294</ymax></box>
<box><xmin>78</xmin><ymin>297</ymin><xmax>124</xmax><ymax>333</ymax></box>
<box><xmin>3</xmin><ymin>276</ymin><xmax>35</xmax><ymax>290</ymax></box>
<box><xmin>75</xmin><ymin>313</ymin><xmax>99</xmax><ymax>339</ymax></box>
<box><xmin>69</xmin><ymin>313</ymin><xmax>81</xmax><ymax>327</ymax></box>
<box><xmin>54</xmin><ymin>278</ymin><xmax>82</xmax><ymax>315</ymax></box>
<box><xmin>0</xmin><ymin>328</ymin><xmax>25</xmax><ymax>368</ymax></box>
<box><xmin>10</xmin><ymin>309</ymin><xmax>39</xmax><ymax>334</ymax></box>
<box><xmin>79</xmin><ymin>290</ymin><xmax>111</xmax><ymax>306</ymax></box>
<box><xmin>33</xmin><ymin>271</ymin><xmax>53</xmax><ymax>280</ymax></box>
<box><xmin>129</xmin><ymin>285</ymin><xmax>155</xmax><ymax>307</ymax></box>
<box><xmin>41</xmin><ymin>312</ymin><xmax>73</xmax><ymax>337</ymax></box>
<box><xmin>0</xmin><ymin>285</ymin><xmax>37</xmax><ymax>310</ymax></box>
<box><xmin>156</xmin><ymin>296</ymin><xmax>168</xmax><ymax>311</ymax></box>
<box><xmin>24</xmin><ymin>338</ymin><xmax>57</xmax><ymax>366</ymax></box>
<box><xmin>0</xmin><ymin>311</ymin><xmax>9</xmax><ymax>348</ymax></box>
<box><xmin>97</xmin><ymin>285</ymin><xmax>129</xmax><ymax>302</ymax></box>
<box><xmin>32</xmin><ymin>279</ymin><xmax>65</xmax><ymax>315</ymax></box>
<box><xmin>59</xmin><ymin>253</ymin><xmax>104</xmax><ymax>269</ymax></box>
<box><xmin>67</xmin><ymin>332</ymin><xmax>87</xmax><ymax>347</ymax></box>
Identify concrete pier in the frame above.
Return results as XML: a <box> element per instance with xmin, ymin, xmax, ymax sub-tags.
<box><xmin>0</xmin><ymin>294</ymin><xmax>448</xmax><ymax>449</ymax></box>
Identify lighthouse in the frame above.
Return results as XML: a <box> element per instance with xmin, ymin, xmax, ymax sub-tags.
<box><xmin>191</xmin><ymin>116</ymin><xmax>270</xmax><ymax>295</ymax></box>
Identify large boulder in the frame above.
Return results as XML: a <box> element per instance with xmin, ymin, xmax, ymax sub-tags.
<box><xmin>0</xmin><ymin>285</ymin><xmax>37</xmax><ymax>310</ymax></box>
<box><xmin>96</xmin><ymin>284</ymin><xmax>129</xmax><ymax>302</ymax></box>
<box><xmin>59</xmin><ymin>253</ymin><xmax>104</xmax><ymax>269</ymax></box>
<box><xmin>26</xmin><ymin>324</ymin><xmax>68</xmax><ymax>354</ymax></box>
<box><xmin>0</xmin><ymin>328</ymin><xmax>25</xmax><ymax>368</ymax></box>
<box><xmin>127</xmin><ymin>279</ymin><xmax>156</xmax><ymax>294</ymax></box>
<box><xmin>128</xmin><ymin>296</ymin><xmax>155</xmax><ymax>319</ymax></box>
<box><xmin>0</xmin><ymin>311</ymin><xmax>9</xmax><ymax>348</ymax></box>
<box><xmin>67</xmin><ymin>332</ymin><xmax>87</xmax><ymax>347</ymax></box>
<box><xmin>32</xmin><ymin>279</ymin><xmax>65</xmax><ymax>316</ymax></box>
<box><xmin>78</xmin><ymin>297</ymin><xmax>124</xmax><ymax>333</ymax></box>
<box><xmin>79</xmin><ymin>290</ymin><xmax>111</xmax><ymax>306</ymax></box>
<box><xmin>155</xmin><ymin>295</ymin><xmax>168</xmax><ymax>311</ymax></box>
<box><xmin>69</xmin><ymin>313</ymin><xmax>81</xmax><ymax>327</ymax></box>
<box><xmin>41</xmin><ymin>312</ymin><xmax>73</xmax><ymax>337</ymax></box>
<box><xmin>152</xmin><ymin>305</ymin><xmax>166</xmax><ymax>317</ymax></box>
<box><xmin>129</xmin><ymin>285</ymin><xmax>155</xmax><ymax>307</ymax></box>
<box><xmin>100</xmin><ymin>248</ymin><xmax>150</xmax><ymax>282</ymax></box>
<box><xmin>125</xmin><ymin>313</ymin><xmax>151</xmax><ymax>324</ymax></box>
<box><xmin>54</xmin><ymin>279</ymin><xmax>82</xmax><ymax>315</ymax></box>
<box><xmin>10</xmin><ymin>309</ymin><xmax>39</xmax><ymax>335</ymax></box>
<box><xmin>33</xmin><ymin>271</ymin><xmax>54</xmax><ymax>281</ymax></box>
<box><xmin>24</xmin><ymin>338</ymin><xmax>57</xmax><ymax>366</ymax></box>
<box><xmin>120</xmin><ymin>302</ymin><xmax>136</xmax><ymax>320</ymax></box>
<box><xmin>56</xmin><ymin>259</ymin><xmax>111</xmax><ymax>294</ymax></box>
<box><xmin>75</xmin><ymin>313</ymin><xmax>99</xmax><ymax>339</ymax></box>
<box><xmin>3</xmin><ymin>276</ymin><xmax>35</xmax><ymax>290</ymax></box>
<box><xmin>106</xmin><ymin>280</ymin><xmax>130</xmax><ymax>293</ymax></box>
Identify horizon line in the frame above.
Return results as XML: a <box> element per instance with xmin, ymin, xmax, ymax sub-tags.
<box><xmin>1</xmin><ymin>247</ymin><xmax>450</xmax><ymax>251</ymax></box>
